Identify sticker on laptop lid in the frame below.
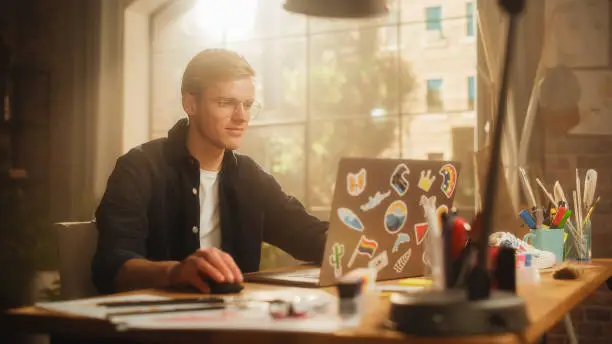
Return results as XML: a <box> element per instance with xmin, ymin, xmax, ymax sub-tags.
<box><xmin>347</xmin><ymin>168</ymin><xmax>367</xmax><ymax>196</ymax></box>
<box><xmin>360</xmin><ymin>190</ymin><xmax>391</xmax><ymax>212</ymax></box>
<box><xmin>390</xmin><ymin>163</ymin><xmax>410</xmax><ymax>196</ymax></box>
<box><xmin>393</xmin><ymin>248</ymin><xmax>412</xmax><ymax>273</ymax></box>
<box><xmin>437</xmin><ymin>205</ymin><xmax>449</xmax><ymax>220</ymax></box>
<box><xmin>422</xmin><ymin>250</ymin><xmax>431</xmax><ymax>267</ymax></box>
<box><xmin>414</xmin><ymin>223</ymin><xmax>428</xmax><ymax>245</ymax></box>
<box><xmin>384</xmin><ymin>200</ymin><xmax>408</xmax><ymax>234</ymax></box>
<box><xmin>329</xmin><ymin>243</ymin><xmax>345</xmax><ymax>278</ymax></box>
<box><xmin>337</xmin><ymin>207</ymin><xmax>365</xmax><ymax>232</ymax></box>
<box><xmin>392</xmin><ymin>233</ymin><xmax>410</xmax><ymax>253</ymax></box>
<box><xmin>418</xmin><ymin>169</ymin><xmax>436</xmax><ymax>192</ymax></box>
<box><xmin>419</xmin><ymin>195</ymin><xmax>437</xmax><ymax>215</ymax></box>
<box><xmin>368</xmin><ymin>250</ymin><xmax>389</xmax><ymax>272</ymax></box>
<box><xmin>348</xmin><ymin>235</ymin><xmax>378</xmax><ymax>268</ymax></box>
<box><xmin>439</xmin><ymin>163</ymin><xmax>458</xmax><ymax>199</ymax></box>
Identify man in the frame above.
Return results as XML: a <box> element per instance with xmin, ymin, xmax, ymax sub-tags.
<box><xmin>92</xmin><ymin>49</ymin><xmax>328</xmax><ymax>294</ymax></box>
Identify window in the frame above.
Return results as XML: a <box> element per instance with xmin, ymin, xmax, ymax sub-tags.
<box><xmin>149</xmin><ymin>0</ymin><xmax>477</xmax><ymax>218</ymax></box>
<box><xmin>427</xmin><ymin>78</ymin><xmax>444</xmax><ymax>112</ymax></box>
<box><xmin>425</xmin><ymin>6</ymin><xmax>442</xmax><ymax>32</ymax></box>
<box><xmin>468</xmin><ymin>76</ymin><xmax>475</xmax><ymax>110</ymax></box>
<box><xmin>466</xmin><ymin>2</ymin><xmax>475</xmax><ymax>37</ymax></box>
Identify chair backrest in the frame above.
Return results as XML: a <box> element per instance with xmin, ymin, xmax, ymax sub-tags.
<box><xmin>54</xmin><ymin>221</ymin><xmax>98</xmax><ymax>299</ymax></box>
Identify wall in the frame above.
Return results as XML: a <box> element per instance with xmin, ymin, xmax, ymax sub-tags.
<box><xmin>540</xmin><ymin>0</ymin><xmax>612</xmax><ymax>343</ymax></box>
<box><xmin>0</xmin><ymin>0</ymin><xmax>103</xmax><ymax>223</ymax></box>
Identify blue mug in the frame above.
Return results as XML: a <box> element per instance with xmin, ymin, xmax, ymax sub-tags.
<box><xmin>523</xmin><ymin>228</ymin><xmax>564</xmax><ymax>265</ymax></box>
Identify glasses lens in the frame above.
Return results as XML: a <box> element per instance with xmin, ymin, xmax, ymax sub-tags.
<box><xmin>249</xmin><ymin>100</ymin><xmax>263</xmax><ymax>120</ymax></box>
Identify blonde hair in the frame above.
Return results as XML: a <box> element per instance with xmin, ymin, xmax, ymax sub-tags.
<box><xmin>181</xmin><ymin>49</ymin><xmax>255</xmax><ymax>95</ymax></box>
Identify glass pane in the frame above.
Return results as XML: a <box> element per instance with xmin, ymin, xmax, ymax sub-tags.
<box><xmin>425</xmin><ymin>6</ymin><xmax>442</xmax><ymax>31</ymax></box>
<box><xmin>226</xmin><ymin>37</ymin><xmax>307</xmax><ymax>122</ymax></box>
<box><xmin>151</xmin><ymin>51</ymin><xmax>193</xmax><ymax>137</ymax></box>
<box><xmin>308</xmin><ymin>0</ymin><xmax>399</xmax><ymax>34</ymax></box>
<box><xmin>309</xmin><ymin>27</ymin><xmax>412</xmax><ymax>118</ymax></box>
<box><xmin>151</xmin><ymin>0</ymin><xmax>226</xmax><ymax>53</ymax></box>
<box><xmin>226</xmin><ymin>0</ymin><xmax>306</xmax><ymax>42</ymax></box>
<box><xmin>238</xmin><ymin>125</ymin><xmax>306</xmax><ymax>202</ymax></box>
<box><xmin>308</xmin><ymin>117</ymin><xmax>401</xmax><ymax>208</ymax></box>
<box><xmin>401</xmin><ymin>114</ymin><xmax>475</xmax><ymax>209</ymax></box>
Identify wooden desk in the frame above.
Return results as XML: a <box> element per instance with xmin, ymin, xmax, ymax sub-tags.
<box><xmin>4</xmin><ymin>260</ymin><xmax>612</xmax><ymax>344</ymax></box>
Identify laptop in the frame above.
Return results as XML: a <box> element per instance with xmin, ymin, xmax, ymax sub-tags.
<box><xmin>244</xmin><ymin>157</ymin><xmax>462</xmax><ymax>287</ymax></box>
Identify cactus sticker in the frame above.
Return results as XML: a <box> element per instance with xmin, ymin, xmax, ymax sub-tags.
<box><xmin>329</xmin><ymin>243</ymin><xmax>345</xmax><ymax>278</ymax></box>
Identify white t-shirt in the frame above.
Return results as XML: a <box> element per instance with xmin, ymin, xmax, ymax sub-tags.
<box><xmin>199</xmin><ymin>169</ymin><xmax>221</xmax><ymax>249</ymax></box>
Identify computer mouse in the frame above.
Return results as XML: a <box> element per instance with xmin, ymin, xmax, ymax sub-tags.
<box><xmin>205</xmin><ymin>277</ymin><xmax>245</xmax><ymax>294</ymax></box>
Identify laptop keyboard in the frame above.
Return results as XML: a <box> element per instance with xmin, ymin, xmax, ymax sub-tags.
<box><xmin>279</xmin><ymin>268</ymin><xmax>320</xmax><ymax>279</ymax></box>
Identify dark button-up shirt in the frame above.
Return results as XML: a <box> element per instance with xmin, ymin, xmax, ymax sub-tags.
<box><xmin>91</xmin><ymin>119</ymin><xmax>328</xmax><ymax>294</ymax></box>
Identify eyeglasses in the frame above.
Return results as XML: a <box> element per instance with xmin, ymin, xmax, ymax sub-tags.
<box><xmin>208</xmin><ymin>97</ymin><xmax>263</xmax><ymax>120</ymax></box>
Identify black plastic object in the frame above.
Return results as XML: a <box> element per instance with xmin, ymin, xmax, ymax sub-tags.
<box><xmin>283</xmin><ymin>0</ymin><xmax>388</xmax><ymax>18</ymax></box>
<box><xmin>471</xmin><ymin>0</ymin><xmax>526</xmax><ymax>300</ymax></box>
<box><xmin>495</xmin><ymin>247</ymin><xmax>516</xmax><ymax>292</ymax></box>
<box><xmin>389</xmin><ymin>289</ymin><xmax>528</xmax><ymax>336</ymax></box>
<box><xmin>205</xmin><ymin>278</ymin><xmax>245</xmax><ymax>294</ymax></box>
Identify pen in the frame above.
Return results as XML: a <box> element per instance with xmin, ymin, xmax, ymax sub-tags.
<box><xmin>98</xmin><ymin>297</ymin><xmax>225</xmax><ymax>308</ymax></box>
<box><xmin>106</xmin><ymin>305</ymin><xmax>226</xmax><ymax>318</ymax></box>
<box><xmin>534</xmin><ymin>208</ymin><xmax>544</xmax><ymax>228</ymax></box>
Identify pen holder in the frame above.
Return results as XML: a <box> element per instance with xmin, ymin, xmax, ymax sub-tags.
<box><xmin>522</xmin><ymin>228</ymin><xmax>564</xmax><ymax>265</ymax></box>
<box><xmin>564</xmin><ymin>220</ymin><xmax>592</xmax><ymax>262</ymax></box>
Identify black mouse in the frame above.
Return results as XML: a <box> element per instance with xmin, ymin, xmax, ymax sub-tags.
<box><xmin>205</xmin><ymin>278</ymin><xmax>244</xmax><ymax>294</ymax></box>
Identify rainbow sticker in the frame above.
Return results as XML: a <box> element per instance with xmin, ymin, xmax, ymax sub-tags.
<box><xmin>439</xmin><ymin>164</ymin><xmax>457</xmax><ymax>199</ymax></box>
<box><xmin>348</xmin><ymin>235</ymin><xmax>379</xmax><ymax>267</ymax></box>
<box><xmin>347</xmin><ymin>168</ymin><xmax>367</xmax><ymax>196</ymax></box>
<box><xmin>384</xmin><ymin>200</ymin><xmax>408</xmax><ymax>234</ymax></box>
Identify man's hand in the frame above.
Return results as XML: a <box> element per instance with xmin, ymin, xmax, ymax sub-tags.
<box><xmin>168</xmin><ymin>248</ymin><xmax>243</xmax><ymax>292</ymax></box>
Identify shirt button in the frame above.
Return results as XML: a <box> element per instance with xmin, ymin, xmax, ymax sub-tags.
<box><xmin>192</xmin><ymin>187</ymin><xmax>197</xmax><ymax>195</ymax></box>
<box><xmin>192</xmin><ymin>226</ymin><xmax>199</xmax><ymax>234</ymax></box>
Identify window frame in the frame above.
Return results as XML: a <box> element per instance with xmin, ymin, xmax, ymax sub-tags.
<box><xmin>145</xmin><ymin>0</ymin><xmax>479</xmax><ymax>216</ymax></box>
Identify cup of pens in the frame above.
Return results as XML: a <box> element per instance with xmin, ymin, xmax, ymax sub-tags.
<box><xmin>519</xmin><ymin>167</ymin><xmax>598</xmax><ymax>264</ymax></box>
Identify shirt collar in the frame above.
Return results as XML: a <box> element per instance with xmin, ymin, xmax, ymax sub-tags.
<box><xmin>166</xmin><ymin>118</ymin><xmax>238</xmax><ymax>170</ymax></box>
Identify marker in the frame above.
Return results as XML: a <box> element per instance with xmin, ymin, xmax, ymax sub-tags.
<box><xmin>519</xmin><ymin>210</ymin><xmax>536</xmax><ymax>229</ymax></box>
<box><xmin>558</xmin><ymin>209</ymin><xmax>572</xmax><ymax>228</ymax></box>
<box><xmin>552</xmin><ymin>207</ymin><xmax>566</xmax><ymax>227</ymax></box>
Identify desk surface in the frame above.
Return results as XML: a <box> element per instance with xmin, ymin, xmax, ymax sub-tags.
<box><xmin>5</xmin><ymin>260</ymin><xmax>612</xmax><ymax>344</ymax></box>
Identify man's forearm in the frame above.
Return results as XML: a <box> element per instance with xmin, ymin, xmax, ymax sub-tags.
<box><xmin>115</xmin><ymin>259</ymin><xmax>179</xmax><ymax>292</ymax></box>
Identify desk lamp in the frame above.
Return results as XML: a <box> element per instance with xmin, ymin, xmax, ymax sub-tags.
<box><xmin>283</xmin><ymin>0</ymin><xmax>529</xmax><ymax>336</ymax></box>
<box><xmin>283</xmin><ymin>0</ymin><xmax>388</xmax><ymax>18</ymax></box>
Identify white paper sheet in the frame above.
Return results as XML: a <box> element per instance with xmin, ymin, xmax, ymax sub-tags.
<box><xmin>36</xmin><ymin>289</ymin><xmax>342</xmax><ymax>333</ymax></box>
<box><xmin>112</xmin><ymin>289</ymin><xmax>341</xmax><ymax>333</ymax></box>
<box><xmin>36</xmin><ymin>294</ymin><xmax>170</xmax><ymax>319</ymax></box>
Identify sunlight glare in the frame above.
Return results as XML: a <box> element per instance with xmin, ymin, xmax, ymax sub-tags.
<box><xmin>192</xmin><ymin>0</ymin><xmax>259</xmax><ymax>42</ymax></box>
